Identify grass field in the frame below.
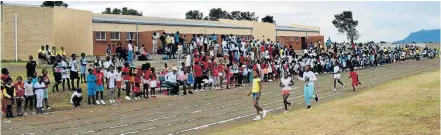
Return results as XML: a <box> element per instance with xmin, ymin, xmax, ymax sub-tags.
<box><xmin>212</xmin><ymin>69</ymin><xmax>440</xmax><ymax>135</ymax></box>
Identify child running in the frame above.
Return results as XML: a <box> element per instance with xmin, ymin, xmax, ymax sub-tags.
<box><xmin>247</xmin><ymin>70</ymin><xmax>267</xmax><ymax>121</ymax></box>
<box><xmin>279</xmin><ymin>72</ymin><xmax>293</xmax><ymax>113</ymax></box>
<box><xmin>297</xmin><ymin>65</ymin><xmax>319</xmax><ymax>109</ymax></box>
<box><xmin>349</xmin><ymin>68</ymin><xmax>361</xmax><ymax>91</ymax></box>
<box><xmin>332</xmin><ymin>62</ymin><xmax>345</xmax><ymax>91</ymax></box>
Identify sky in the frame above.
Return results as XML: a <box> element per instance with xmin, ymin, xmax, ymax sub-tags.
<box><xmin>6</xmin><ymin>1</ymin><xmax>441</xmax><ymax>42</ymax></box>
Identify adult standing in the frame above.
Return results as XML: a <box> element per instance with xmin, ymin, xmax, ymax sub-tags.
<box><xmin>152</xmin><ymin>32</ymin><xmax>158</xmax><ymax>54</ymax></box>
<box><xmin>174</xmin><ymin>31</ymin><xmax>180</xmax><ymax>59</ymax></box>
<box><xmin>127</xmin><ymin>40</ymin><xmax>134</xmax><ymax>64</ymax></box>
<box><xmin>160</xmin><ymin>32</ymin><xmax>166</xmax><ymax>54</ymax></box>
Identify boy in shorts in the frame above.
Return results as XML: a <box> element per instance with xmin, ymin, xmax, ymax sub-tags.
<box><xmin>94</xmin><ymin>66</ymin><xmax>105</xmax><ymax>105</ymax></box>
<box><xmin>247</xmin><ymin>70</ymin><xmax>267</xmax><ymax>121</ymax></box>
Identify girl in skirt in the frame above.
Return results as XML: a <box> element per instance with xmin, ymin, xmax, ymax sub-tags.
<box><xmin>52</xmin><ymin>57</ymin><xmax>63</xmax><ymax>92</ymax></box>
<box><xmin>279</xmin><ymin>72</ymin><xmax>293</xmax><ymax>113</ymax></box>
<box><xmin>61</xmin><ymin>56</ymin><xmax>71</xmax><ymax>91</ymax></box>
<box><xmin>149</xmin><ymin>67</ymin><xmax>157</xmax><ymax>98</ymax></box>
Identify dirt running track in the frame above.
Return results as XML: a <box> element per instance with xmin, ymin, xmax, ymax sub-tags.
<box><xmin>2</xmin><ymin>59</ymin><xmax>439</xmax><ymax>135</ymax></box>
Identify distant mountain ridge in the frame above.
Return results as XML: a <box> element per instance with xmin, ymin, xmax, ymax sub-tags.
<box><xmin>394</xmin><ymin>29</ymin><xmax>440</xmax><ymax>43</ymax></box>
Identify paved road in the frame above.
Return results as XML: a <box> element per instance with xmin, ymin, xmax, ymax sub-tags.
<box><xmin>2</xmin><ymin>59</ymin><xmax>439</xmax><ymax>135</ymax></box>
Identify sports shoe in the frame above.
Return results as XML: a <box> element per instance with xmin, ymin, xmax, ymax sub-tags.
<box><xmin>262</xmin><ymin>110</ymin><xmax>267</xmax><ymax>118</ymax></box>
<box><xmin>315</xmin><ymin>94</ymin><xmax>319</xmax><ymax>102</ymax></box>
<box><xmin>125</xmin><ymin>96</ymin><xmax>131</xmax><ymax>101</ymax></box>
<box><xmin>333</xmin><ymin>88</ymin><xmax>336</xmax><ymax>91</ymax></box>
<box><xmin>109</xmin><ymin>100</ymin><xmax>113</xmax><ymax>104</ymax></box>
<box><xmin>342</xmin><ymin>84</ymin><xmax>345</xmax><ymax>88</ymax></box>
<box><xmin>252</xmin><ymin>115</ymin><xmax>261</xmax><ymax>121</ymax></box>
<box><xmin>307</xmin><ymin>105</ymin><xmax>311</xmax><ymax>109</ymax></box>
<box><xmin>116</xmin><ymin>98</ymin><xmax>122</xmax><ymax>102</ymax></box>
<box><xmin>96</xmin><ymin>100</ymin><xmax>101</xmax><ymax>105</ymax></box>
<box><xmin>112</xmin><ymin>99</ymin><xmax>116</xmax><ymax>103</ymax></box>
<box><xmin>284</xmin><ymin>110</ymin><xmax>288</xmax><ymax>114</ymax></box>
<box><xmin>194</xmin><ymin>90</ymin><xmax>198</xmax><ymax>92</ymax></box>
<box><xmin>47</xmin><ymin>107</ymin><xmax>51</xmax><ymax>110</ymax></box>
<box><xmin>24</xmin><ymin>112</ymin><xmax>28</xmax><ymax>116</ymax></box>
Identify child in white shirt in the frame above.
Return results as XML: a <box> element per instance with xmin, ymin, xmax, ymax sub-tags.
<box><xmin>70</xmin><ymin>88</ymin><xmax>83</xmax><ymax>107</ymax></box>
<box><xmin>107</xmin><ymin>66</ymin><xmax>117</xmax><ymax>104</ymax></box>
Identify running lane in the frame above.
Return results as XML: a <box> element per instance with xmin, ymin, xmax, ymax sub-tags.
<box><xmin>2</xmin><ymin>59</ymin><xmax>439</xmax><ymax>135</ymax></box>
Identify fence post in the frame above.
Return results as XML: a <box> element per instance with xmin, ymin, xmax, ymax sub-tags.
<box><xmin>15</xmin><ymin>14</ymin><xmax>18</xmax><ymax>61</ymax></box>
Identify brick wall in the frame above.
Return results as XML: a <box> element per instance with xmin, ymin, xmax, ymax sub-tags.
<box><xmin>93</xmin><ymin>31</ymin><xmax>253</xmax><ymax>55</ymax></box>
<box><xmin>93</xmin><ymin>31</ymin><xmax>139</xmax><ymax>55</ymax></box>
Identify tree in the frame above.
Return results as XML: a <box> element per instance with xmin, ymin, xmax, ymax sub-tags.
<box><xmin>102</xmin><ymin>7</ymin><xmax>142</xmax><ymax>16</ymax></box>
<box><xmin>332</xmin><ymin>11</ymin><xmax>360</xmax><ymax>44</ymax></box>
<box><xmin>231</xmin><ymin>11</ymin><xmax>242</xmax><ymax>20</ymax></box>
<box><xmin>240</xmin><ymin>11</ymin><xmax>258</xmax><ymax>21</ymax></box>
<box><xmin>208</xmin><ymin>8</ymin><xmax>233</xmax><ymax>21</ymax></box>
<box><xmin>41</xmin><ymin>1</ymin><xmax>68</xmax><ymax>8</ymax></box>
<box><xmin>185</xmin><ymin>10</ymin><xmax>204</xmax><ymax>20</ymax></box>
<box><xmin>261</xmin><ymin>15</ymin><xmax>275</xmax><ymax>24</ymax></box>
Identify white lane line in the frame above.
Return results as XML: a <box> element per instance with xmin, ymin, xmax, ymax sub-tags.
<box><xmin>83</xmin><ymin>90</ymin><xmax>302</xmax><ymax>134</ymax></box>
<box><xmin>167</xmin><ymin>66</ymin><xmax>430</xmax><ymax>135</ymax></box>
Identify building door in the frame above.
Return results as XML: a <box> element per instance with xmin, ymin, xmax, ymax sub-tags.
<box><xmin>301</xmin><ymin>37</ymin><xmax>307</xmax><ymax>50</ymax></box>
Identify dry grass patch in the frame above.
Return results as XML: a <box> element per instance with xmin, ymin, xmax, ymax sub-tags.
<box><xmin>212</xmin><ymin>70</ymin><xmax>440</xmax><ymax>135</ymax></box>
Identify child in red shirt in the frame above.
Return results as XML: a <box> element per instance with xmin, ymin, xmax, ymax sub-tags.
<box><xmin>122</xmin><ymin>62</ymin><xmax>131</xmax><ymax>100</ymax></box>
<box><xmin>14</xmin><ymin>76</ymin><xmax>25</xmax><ymax>116</ymax></box>
<box><xmin>149</xmin><ymin>67</ymin><xmax>157</xmax><ymax>98</ymax></box>
<box><xmin>132</xmin><ymin>82</ymin><xmax>141</xmax><ymax>100</ymax></box>
<box><xmin>94</xmin><ymin>67</ymin><xmax>105</xmax><ymax>104</ymax></box>
<box><xmin>349</xmin><ymin>68</ymin><xmax>361</xmax><ymax>91</ymax></box>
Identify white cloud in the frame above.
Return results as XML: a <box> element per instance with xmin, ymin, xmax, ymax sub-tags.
<box><xmin>7</xmin><ymin>1</ymin><xmax>441</xmax><ymax>42</ymax></box>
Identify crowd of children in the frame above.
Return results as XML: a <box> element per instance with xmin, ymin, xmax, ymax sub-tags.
<box><xmin>2</xmin><ymin>34</ymin><xmax>438</xmax><ymax>119</ymax></box>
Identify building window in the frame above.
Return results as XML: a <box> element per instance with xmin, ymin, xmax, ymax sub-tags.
<box><xmin>295</xmin><ymin>37</ymin><xmax>299</xmax><ymax>42</ymax></box>
<box><xmin>125</xmin><ymin>32</ymin><xmax>137</xmax><ymax>41</ymax></box>
<box><xmin>110</xmin><ymin>32</ymin><xmax>120</xmax><ymax>41</ymax></box>
<box><xmin>95</xmin><ymin>32</ymin><xmax>106</xmax><ymax>40</ymax></box>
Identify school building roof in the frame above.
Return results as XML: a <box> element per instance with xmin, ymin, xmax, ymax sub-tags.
<box><xmin>92</xmin><ymin>16</ymin><xmax>253</xmax><ymax>29</ymax></box>
<box><xmin>275</xmin><ymin>25</ymin><xmax>320</xmax><ymax>32</ymax></box>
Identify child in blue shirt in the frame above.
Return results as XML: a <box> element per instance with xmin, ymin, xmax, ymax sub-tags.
<box><xmin>86</xmin><ymin>68</ymin><xmax>97</xmax><ymax>105</ymax></box>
